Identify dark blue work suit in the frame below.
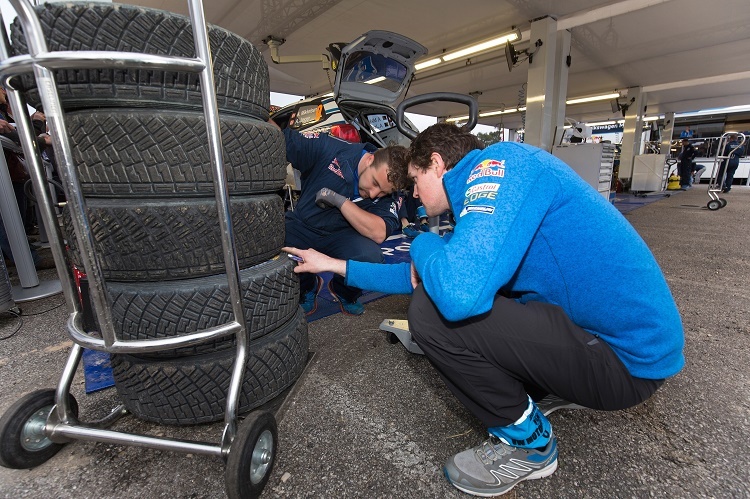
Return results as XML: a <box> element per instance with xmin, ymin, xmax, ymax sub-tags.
<box><xmin>717</xmin><ymin>139</ymin><xmax>745</xmax><ymax>192</ymax></box>
<box><xmin>283</xmin><ymin>128</ymin><xmax>399</xmax><ymax>302</ymax></box>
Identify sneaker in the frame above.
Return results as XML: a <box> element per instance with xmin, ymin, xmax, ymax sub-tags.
<box><xmin>300</xmin><ymin>276</ymin><xmax>324</xmax><ymax>316</ymax></box>
<box><xmin>536</xmin><ymin>395</ymin><xmax>584</xmax><ymax>417</ymax></box>
<box><xmin>443</xmin><ymin>433</ymin><xmax>558</xmax><ymax>496</ymax></box>
<box><xmin>327</xmin><ymin>280</ymin><xmax>364</xmax><ymax>315</ymax></box>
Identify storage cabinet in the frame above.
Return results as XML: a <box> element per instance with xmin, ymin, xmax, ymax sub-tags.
<box><xmin>552</xmin><ymin>143</ymin><xmax>616</xmax><ymax>199</ymax></box>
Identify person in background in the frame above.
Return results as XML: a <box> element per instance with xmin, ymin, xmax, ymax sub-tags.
<box><xmin>691</xmin><ymin>161</ymin><xmax>706</xmax><ymax>185</ymax></box>
<box><xmin>677</xmin><ymin>138</ymin><xmax>696</xmax><ymax>190</ymax></box>
<box><xmin>270</xmin><ymin>118</ymin><xmax>409</xmax><ymax>315</ymax></box>
<box><xmin>716</xmin><ymin>134</ymin><xmax>745</xmax><ymax>193</ymax></box>
<box><xmin>679</xmin><ymin>126</ymin><xmax>694</xmax><ymax>139</ymax></box>
<box><xmin>284</xmin><ymin>122</ymin><xmax>684</xmax><ymax>497</ymax></box>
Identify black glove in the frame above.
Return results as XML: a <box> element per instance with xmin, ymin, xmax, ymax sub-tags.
<box><xmin>315</xmin><ymin>188</ymin><xmax>347</xmax><ymax>209</ymax></box>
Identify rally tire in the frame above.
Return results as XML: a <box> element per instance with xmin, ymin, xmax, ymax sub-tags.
<box><xmin>64</xmin><ymin>194</ymin><xmax>284</xmax><ymax>281</ymax></box>
<box><xmin>66</xmin><ymin>109</ymin><xmax>286</xmax><ymax>197</ymax></box>
<box><xmin>110</xmin><ymin>309</ymin><xmax>309</xmax><ymax>425</ymax></box>
<box><xmin>10</xmin><ymin>2</ymin><xmax>269</xmax><ymax>118</ymax></box>
<box><xmin>106</xmin><ymin>256</ymin><xmax>299</xmax><ymax>358</ymax></box>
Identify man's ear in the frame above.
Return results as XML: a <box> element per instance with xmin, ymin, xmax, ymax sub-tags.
<box><xmin>430</xmin><ymin>152</ymin><xmax>447</xmax><ymax>177</ymax></box>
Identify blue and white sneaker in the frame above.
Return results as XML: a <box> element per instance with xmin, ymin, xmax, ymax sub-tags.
<box><xmin>443</xmin><ymin>433</ymin><xmax>558</xmax><ymax>496</ymax></box>
<box><xmin>327</xmin><ymin>280</ymin><xmax>364</xmax><ymax>315</ymax></box>
<box><xmin>300</xmin><ymin>276</ymin><xmax>324</xmax><ymax>316</ymax></box>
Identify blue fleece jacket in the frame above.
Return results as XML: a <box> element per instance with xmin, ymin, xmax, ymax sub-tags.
<box><xmin>347</xmin><ymin>142</ymin><xmax>684</xmax><ymax>380</ymax></box>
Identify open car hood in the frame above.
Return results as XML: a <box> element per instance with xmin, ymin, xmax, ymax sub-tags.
<box><xmin>334</xmin><ymin>30</ymin><xmax>427</xmax><ymax>107</ymax></box>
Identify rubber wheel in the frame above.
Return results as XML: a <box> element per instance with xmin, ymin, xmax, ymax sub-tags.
<box><xmin>225</xmin><ymin>412</ymin><xmax>277</xmax><ymax>499</ymax></box>
<box><xmin>0</xmin><ymin>389</ymin><xmax>79</xmax><ymax>469</ymax></box>
<box><xmin>707</xmin><ymin>199</ymin><xmax>721</xmax><ymax>211</ymax></box>
<box><xmin>387</xmin><ymin>332</ymin><xmax>399</xmax><ymax>344</ymax></box>
<box><xmin>10</xmin><ymin>2</ymin><xmax>270</xmax><ymax>119</ymax></box>
<box><xmin>66</xmin><ymin>109</ymin><xmax>286</xmax><ymax>197</ymax></box>
<box><xmin>110</xmin><ymin>309</ymin><xmax>308</xmax><ymax>425</ymax></box>
<box><xmin>105</xmin><ymin>257</ymin><xmax>299</xmax><ymax>358</ymax></box>
<box><xmin>64</xmin><ymin>194</ymin><xmax>285</xmax><ymax>281</ymax></box>
<box><xmin>718</xmin><ymin>198</ymin><xmax>728</xmax><ymax>208</ymax></box>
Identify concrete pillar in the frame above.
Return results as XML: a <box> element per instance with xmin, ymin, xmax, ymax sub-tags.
<box><xmin>524</xmin><ymin>17</ymin><xmax>558</xmax><ymax>151</ymax></box>
<box><xmin>551</xmin><ymin>30</ymin><xmax>571</xmax><ymax>149</ymax></box>
<box><xmin>618</xmin><ymin>87</ymin><xmax>647</xmax><ymax>181</ymax></box>
<box><xmin>660</xmin><ymin>112</ymin><xmax>676</xmax><ymax>158</ymax></box>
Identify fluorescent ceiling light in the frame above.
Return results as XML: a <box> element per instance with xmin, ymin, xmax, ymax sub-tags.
<box><xmin>566</xmin><ymin>93</ymin><xmax>620</xmax><ymax>105</ymax></box>
<box><xmin>415</xmin><ymin>58</ymin><xmax>442</xmax><ymax>71</ymax></box>
<box><xmin>480</xmin><ymin>108</ymin><xmax>520</xmax><ymax>117</ymax></box>
<box><xmin>415</xmin><ymin>29</ymin><xmax>521</xmax><ymax>72</ymax></box>
<box><xmin>442</xmin><ymin>31</ymin><xmax>520</xmax><ymax>61</ymax></box>
<box><xmin>643</xmin><ymin>116</ymin><xmax>660</xmax><ymax>122</ymax></box>
<box><xmin>587</xmin><ymin>121</ymin><xmax>617</xmax><ymax>127</ymax></box>
<box><xmin>446</xmin><ymin>115</ymin><xmax>468</xmax><ymax>123</ymax></box>
<box><xmin>364</xmin><ymin>76</ymin><xmax>386</xmax><ymax>84</ymax></box>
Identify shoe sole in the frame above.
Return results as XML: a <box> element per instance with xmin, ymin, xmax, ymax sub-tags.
<box><xmin>541</xmin><ymin>402</ymin><xmax>584</xmax><ymax>417</ymax></box>
<box><xmin>445</xmin><ymin>459</ymin><xmax>558</xmax><ymax>497</ymax></box>
<box><xmin>326</xmin><ymin>280</ymin><xmax>364</xmax><ymax>316</ymax></box>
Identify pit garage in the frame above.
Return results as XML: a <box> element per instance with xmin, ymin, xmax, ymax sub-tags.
<box><xmin>0</xmin><ymin>0</ymin><xmax>749</xmax><ymax>497</ymax></box>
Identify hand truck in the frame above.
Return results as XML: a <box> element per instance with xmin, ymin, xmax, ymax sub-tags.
<box><xmin>705</xmin><ymin>132</ymin><xmax>746</xmax><ymax>211</ymax></box>
<box><xmin>0</xmin><ymin>1</ymin><xmax>279</xmax><ymax>496</ymax></box>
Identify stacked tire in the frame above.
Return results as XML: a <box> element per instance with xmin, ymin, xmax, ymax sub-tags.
<box><xmin>11</xmin><ymin>3</ymin><xmax>307</xmax><ymax>425</ymax></box>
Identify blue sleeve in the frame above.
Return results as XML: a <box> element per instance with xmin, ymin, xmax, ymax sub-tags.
<box><xmin>363</xmin><ymin>196</ymin><xmax>400</xmax><ymax>239</ymax></box>
<box><xmin>345</xmin><ymin>260</ymin><xmax>413</xmax><ymax>294</ymax></box>
<box><xmin>410</xmin><ymin>152</ymin><xmax>556</xmax><ymax>322</ymax></box>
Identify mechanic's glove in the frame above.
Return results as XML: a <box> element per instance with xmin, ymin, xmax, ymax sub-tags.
<box><xmin>315</xmin><ymin>188</ymin><xmax>347</xmax><ymax>209</ymax></box>
<box><xmin>415</xmin><ymin>206</ymin><xmax>429</xmax><ymax>231</ymax></box>
<box><xmin>402</xmin><ymin>223</ymin><xmax>422</xmax><ymax>239</ymax></box>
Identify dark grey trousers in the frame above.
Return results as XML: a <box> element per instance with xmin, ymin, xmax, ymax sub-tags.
<box><xmin>407</xmin><ymin>285</ymin><xmax>663</xmax><ymax>428</ymax></box>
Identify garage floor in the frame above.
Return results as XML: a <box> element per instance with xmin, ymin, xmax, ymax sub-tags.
<box><xmin>0</xmin><ymin>185</ymin><xmax>748</xmax><ymax>498</ymax></box>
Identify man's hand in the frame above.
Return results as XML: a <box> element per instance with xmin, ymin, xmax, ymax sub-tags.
<box><xmin>282</xmin><ymin>246</ymin><xmax>347</xmax><ymax>277</ymax></box>
<box><xmin>410</xmin><ymin>261</ymin><xmax>421</xmax><ymax>289</ymax></box>
<box><xmin>0</xmin><ymin>120</ymin><xmax>15</xmax><ymax>133</ymax></box>
<box><xmin>315</xmin><ymin>188</ymin><xmax>347</xmax><ymax>209</ymax></box>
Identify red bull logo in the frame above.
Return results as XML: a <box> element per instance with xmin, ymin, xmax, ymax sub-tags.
<box><xmin>467</xmin><ymin>159</ymin><xmax>506</xmax><ymax>183</ymax></box>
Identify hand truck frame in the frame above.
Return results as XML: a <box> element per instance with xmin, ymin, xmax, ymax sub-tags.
<box><xmin>0</xmin><ymin>1</ymin><xmax>278</xmax><ymax>496</ymax></box>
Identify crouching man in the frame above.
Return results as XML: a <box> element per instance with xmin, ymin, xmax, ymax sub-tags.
<box><xmin>284</xmin><ymin>123</ymin><xmax>684</xmax><ymax>496</ymax></box>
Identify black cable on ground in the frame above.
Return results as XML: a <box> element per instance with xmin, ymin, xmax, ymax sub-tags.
<box><xmin>0</xmin><ymin>310</ymin><xmax>23</xmax><ymax>340</ymax></box>
<box><xmin>20</xmin><ymin>299</ymin><xmax>65</xmax><ymax>316</ymax></box>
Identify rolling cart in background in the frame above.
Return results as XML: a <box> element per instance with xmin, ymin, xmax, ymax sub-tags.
<box><xmin>0</xmin><ymin>0</ymin><xmax>281</xmax><ymax>497</ymax></box>
<box><xmin>706</xmin><ymin>132</ymin><xmax>746</xmax><ymax>211</ymax></box>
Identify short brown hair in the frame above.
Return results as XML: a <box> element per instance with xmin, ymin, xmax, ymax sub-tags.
<box><xmin>409</xmin><ymin>123</ymin><xmax>484</xmax><ymax>172</ymax></box>
<box><xmin>373</xmin><ymin>145</ymin><xmax>410</xmax><ymax>190</ymax></box>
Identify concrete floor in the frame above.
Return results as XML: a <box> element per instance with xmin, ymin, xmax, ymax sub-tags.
<box><xmin>0</xmin><ymin>185</ymin><xmax>748</xmax><ymax>498</ymax></box>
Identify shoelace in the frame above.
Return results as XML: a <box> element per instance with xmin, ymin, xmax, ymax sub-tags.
<box><xmin>476</xmin><ymin>436</ymin><xmax>515</xmax><ymax>465</ymax></box>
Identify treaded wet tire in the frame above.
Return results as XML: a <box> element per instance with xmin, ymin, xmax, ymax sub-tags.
<box><xmin>111</xmin><ymin>309</ymin><xmax>309</xmax><ymax>425</ymax></box>
<box><xmin>66</xmin><ymin>109</ymin><xmax>286</xmax><ymax>197</ymax></box>
<box><xmin>109</xmin><ymin>256</ymin><xmax>299</xmax><ymax>358</ymax></box>
<box><xmin>10</xmin><ymin>2</ymin><xmax>269</xmax><ymax>119</ymax></box>
<box><xmin>64</xmin><ymin>194</ymin><xmax>284</xmax><ymax>281</ymax></box>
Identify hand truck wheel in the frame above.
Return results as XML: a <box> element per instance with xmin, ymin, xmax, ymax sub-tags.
<box><xmin>718</xmin><ymin>198</ymin><xmax>728</xmax><ymax>208</ymax></box>
<box><xmin>0</xmin><ymin>389</ymin><xmax>78</xmax><ymax>469</ymax></box>
<box><xmin>707</xmin><ymin>199</ymin><xmax>722</xmax><ymax>211</ymax></box>
<box><xmin>225</xmin><ymin>411</ymin><xmax>277</xmax><ymax>499</ymax></box>
<box><xmin>387</xmin><ymin>332</ymin><xmax>400</xmax><ymax>344</ymax></box>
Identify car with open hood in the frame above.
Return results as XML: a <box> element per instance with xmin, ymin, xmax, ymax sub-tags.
<box><xmin>270</xmin><ymin>30</ymin><xmax>427</xmax><ymax>147</ymax></box>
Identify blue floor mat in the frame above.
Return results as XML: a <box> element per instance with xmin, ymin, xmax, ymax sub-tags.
<box><xmin>82</xmin><ymin>234</ymin><xmax>416</xmax><ymax>393</ymax></box>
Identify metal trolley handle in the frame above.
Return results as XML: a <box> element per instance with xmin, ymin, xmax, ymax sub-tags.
<box><xmin>396</xmin><ymin>92</ymin><xmax>479</xmax><ymax>140</ymax></box>
<box><xmin>0</xmin><ymin>0</ymin><xmax>250</xmax><ymax>449</ymax></box>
